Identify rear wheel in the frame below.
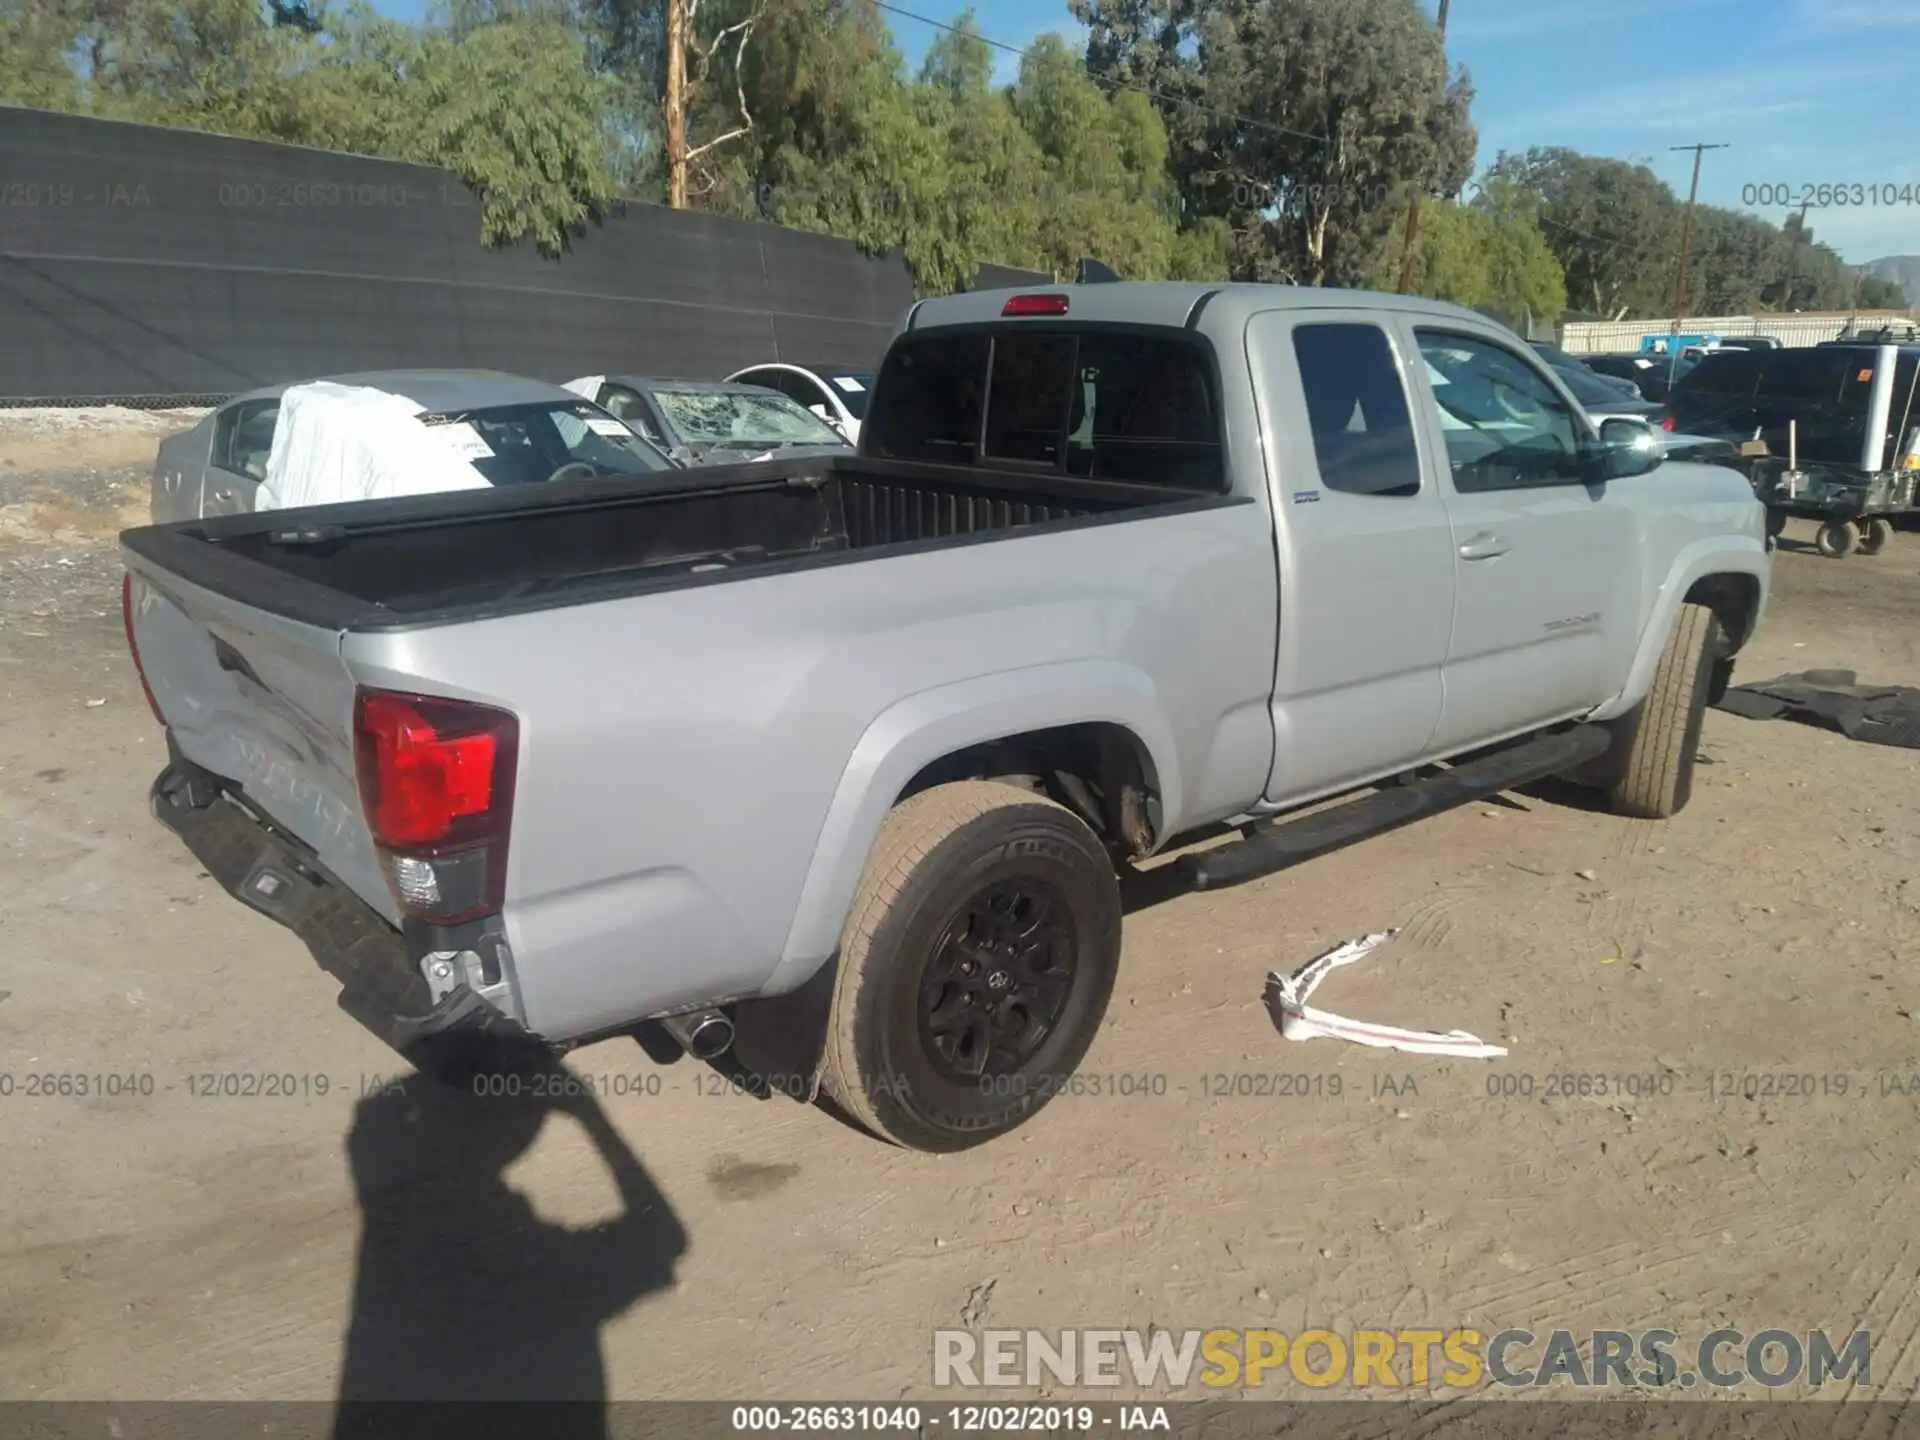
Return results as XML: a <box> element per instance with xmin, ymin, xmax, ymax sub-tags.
<box><xmin>821</xmin><ymin>781</ymin><xmax>1122</xmax><ymax>1151</ymax></box>
<box><xmin>1860</xmin><ymin>517</ymin><xmax>1894</xmax><ymax>556</ymax></box>
<box><xmin>1816</xmin><ymin>520</ymin><xmax>1859</xmax><ymax>559</ymax></box>
<box><xmin>1607</xmin><ymin>602</ymin><xmax>1723</xmax><ymax>820</ymax></box>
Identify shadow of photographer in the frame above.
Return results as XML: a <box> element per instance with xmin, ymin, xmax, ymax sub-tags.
<box><xmin>332</xmin><ymin>1053</ymin><xmax>687</xmax><ymax>1439</ymax></box>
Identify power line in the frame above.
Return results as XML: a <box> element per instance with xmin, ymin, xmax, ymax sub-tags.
<box><xmin>869</xmin><ymin>0</ymin><xmax>1332</xmax><ymax>148</ymax></box>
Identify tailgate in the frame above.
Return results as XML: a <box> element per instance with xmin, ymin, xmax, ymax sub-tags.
<box><xmin>125</xmin><ymin>559</ymin><xmax>398</xmax><ymax>925</ymax></box>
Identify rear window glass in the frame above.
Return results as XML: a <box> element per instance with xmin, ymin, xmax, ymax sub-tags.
<box><xmin>864</xmin><ymin>335</ymin><xmax>990</xmax><ymax>464</ymax></box>
<box><xmin>985</xmin><ymin>334</ymin><xmax>1077</xmax><ymax>465</ymax></box>
<box><xmin>1757</xmin><ymin>350</ymin><xmax>1853</xmax><ymax>403</ymax></box>
<box><xmin>868</xmin><ymin>329</ymin><xmax>1224</xmax><ymax>489</ymax></box>
<box><xmin>1675</xmin><ymin>353</ymin><xmax>1760</xmax><ymax>398</ymax></box>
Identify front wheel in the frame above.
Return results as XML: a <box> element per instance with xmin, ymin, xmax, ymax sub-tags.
<box><xmin>821</xmin><ymin>781</ymin><xmax>1122</xmax><ymax>1151</ymax></box>
<box><xmin>1606</xmin><ymin>602</ymin><xmax>1723</xmax><ymax>820</ymax></box>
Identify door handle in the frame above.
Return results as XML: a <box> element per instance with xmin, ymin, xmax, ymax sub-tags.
<box><xmin>1458</xmin><ymin>532</ymin><xmax>1510</xmax><ymax>560</ymax></box>
<box><xmin>211</xmin><ymin>488</ymin><xmax>234</xmax><ymax>507</ymax></box>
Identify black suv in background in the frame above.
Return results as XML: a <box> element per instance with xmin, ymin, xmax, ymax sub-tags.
<box><xmin>1659</xmin><ymin>345</ymin><xmax>1916</xmax><ymax>464</ymax></box>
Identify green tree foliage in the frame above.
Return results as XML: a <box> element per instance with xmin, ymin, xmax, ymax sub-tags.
<box><xmin>1</xmin><ymin>0</ymin><xmax>90</xmax><ymax>109</ymax></box>
<box><xmin>1487</xmin><ymin>146</ymin><xmax>1913</xmax><ymax>320</ymax></box>
<box><xmin>696</xmin><ymin>4</ymin><xmax>1218</xmax><ymax>292</ymax></box>
<box><xmin>1372</xmin><ymin>199</ymin><xmax>1565</xmax><ymax>326</ymax></box>
<box><xmin>1481</xmin><ymin>148</ymin><xmax>1677</xmax><ymax>318</ymax></box>
<box><xmin>10</xmin><ymin>0</ymin><xmax>1898</xmax><ymax>309</ymax></box>
<box><xmin>1076</xmin><ymin>0</ymin><xmax>1475</xmax><ymax>289</ymax></box>
<box><xmin>2</xmin><ymin>0</ymin><xmax>617</xmax><ymax>254</ymax></box>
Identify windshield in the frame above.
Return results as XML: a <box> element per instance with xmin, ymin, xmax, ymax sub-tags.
<box><xmin>654</xmin><ymin>388</ymin><xmax>847</xmax><ymax>449</ymax></box>
<box><xmin>430</xmin><ymin>401</ymin><xmax>675</xmax><ymax>486</ymax></box>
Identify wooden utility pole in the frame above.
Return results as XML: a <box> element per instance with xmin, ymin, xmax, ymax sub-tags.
<box><xmin>1395</xmin><ymin>0</ymin><xmax>1452</xmax><ymax>295</ymax></box>
<box><xmin>1781</xmin><ymin>200</ymin><xmax>1811</xmax><ymax>309</ymax></box>
<box><xmin>1667</xmin><ymin>141</ymin><xmax>1728</xmax><ymax>322</ymax></box>
<box><xmin>666</xmin><ymin>0</ymin><xmax>689</xmax><ymax>209</ymax></box>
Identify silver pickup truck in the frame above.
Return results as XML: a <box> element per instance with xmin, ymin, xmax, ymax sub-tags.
<box><xmin>121</xmin><ymin>283</ymin><xmax>1771</xmax><ymax>1151</ymax></box>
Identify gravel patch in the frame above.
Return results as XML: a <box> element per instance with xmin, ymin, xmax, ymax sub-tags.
<box><xmin>0</xmin><ymin>406</ymin><xmax>209</xmax><ymax>440</ymax></box>
<box><xmin>0</xmin><ymin>544</ymin><xmax>124</xmax><ymax>641</ymax></box>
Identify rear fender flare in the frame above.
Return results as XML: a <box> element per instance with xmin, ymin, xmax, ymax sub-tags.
<box><xmin>765</xmin><ymin>661</ymin><xmax>1180</xmax><ymax>993</ymax></box>
<box><xmin>1587</xmin><ymin>538</ymin><xmax>1769</xmax><ymax>723</ymax></box>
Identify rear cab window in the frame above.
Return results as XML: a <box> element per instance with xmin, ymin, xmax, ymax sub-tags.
<box><xmin>866</xmin><ymin>327</ymin><xmax>1225</xmax><ymax>490</ymax></box>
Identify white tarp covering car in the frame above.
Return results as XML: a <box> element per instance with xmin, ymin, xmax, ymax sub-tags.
<box><xmin>151</xmin><ymin>369</ymin><xmax>681</xmax><ymax>524</ymax></box>
<box><xmin>256</xmin><ymin>381</ymin><xmax>493</xmax><ymax>512</ymax></box>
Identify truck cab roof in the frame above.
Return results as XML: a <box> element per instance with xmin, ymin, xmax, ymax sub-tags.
<box><xmin>904</xmin><ymin>282</ymin><xmax>1506</xmax><ymax>335</ymax></box>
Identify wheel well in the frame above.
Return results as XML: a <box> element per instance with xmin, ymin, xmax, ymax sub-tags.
<box><xmin>1685</xmin><ymin>572</ymin><xmax>1761</xmax><ymax>652</ymax></box>
<box><xmin>897</xmin><ymin>723</ymin><xmax>1162</xmax><ymax>858</ymax></box>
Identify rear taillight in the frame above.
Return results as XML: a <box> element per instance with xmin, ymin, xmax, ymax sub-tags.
<box><xmin>1659</xmin><ymin>414</ymin><xmax>1676</xmax><ymax>432</ymax></box>
<box><xmin>121</xmin><ymin>572</ymin><xmax>167</xmax><ymax>726</ymax></box>
<box><xmin>354</xmin><ymin>688</ymin><xmax>518</xmax><ymax>925</ymax></box>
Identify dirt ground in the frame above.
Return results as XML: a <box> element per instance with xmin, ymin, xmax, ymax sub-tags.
<box><xmin>2</xmin><ymin>411</ymin><xmax>1918</xmax><ymax>1407</ymax></box>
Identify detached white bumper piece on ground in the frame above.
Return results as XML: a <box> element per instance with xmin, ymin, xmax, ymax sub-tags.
<box><xmin>256</xmin><ymin>381</ymin><xmax>493</xmax><ymax>512</ymax></box>
<box><xmin>1267</xmin><ymin>930</ymin><xmax>1509</xmax><ymax>1059</ymax></box>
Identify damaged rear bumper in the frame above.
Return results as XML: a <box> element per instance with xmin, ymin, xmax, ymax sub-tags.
<box><xmin>150</xmin><ymin>746</ymin><xmax>537</xmax><ymax>1064</ymax></box>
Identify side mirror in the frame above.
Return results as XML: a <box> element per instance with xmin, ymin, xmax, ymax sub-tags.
<box><xmin>1591</xmin><ymin>416</ymin><xmax>1664</xmax><ymax>480</ymax></box>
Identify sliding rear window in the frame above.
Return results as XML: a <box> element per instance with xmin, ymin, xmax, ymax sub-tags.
<box><xmin>866</xmin><ymin>327</ymin><xmax>1225</xmax><ymax>490</ymax></box>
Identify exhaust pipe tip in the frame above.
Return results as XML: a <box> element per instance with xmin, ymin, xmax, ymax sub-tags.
<box><xmin>661</xmin><ymin>1008</ymin><xmax>735</xmax><ymax>1061</ymax></box>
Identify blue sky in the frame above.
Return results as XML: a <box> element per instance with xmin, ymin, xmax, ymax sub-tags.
<box><xmin>886</xmin><ymin>0</ymin><xmax>1920</xmax><ymax>265</ymax></box>
<box><xmin>375</xmin><ymin>0</ymin><xmax>1920</xmax><ymax>263</ymax></box>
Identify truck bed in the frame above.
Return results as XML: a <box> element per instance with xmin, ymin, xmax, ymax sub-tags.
<box><xmin>121</xmin><ymin>454</ymin><xmax>1229</xmax><ymax>631</ymax></box>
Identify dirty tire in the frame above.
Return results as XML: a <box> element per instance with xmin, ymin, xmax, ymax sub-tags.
<box><xmin>1860</xmin><ymin>517</ymin><xmax>1893</xmax><ymax>556</ymax></box>
<box><xmin>1608</xmin><ymin>602</ymin><xmax>1722</xmax><ymax>820</ymax></box>
<box><xmin>1816</xmin><ymin>520</ymin><xmax>1859</xmax><ymax>559</ymax></box>
<box><xmin>821</xmin><ymin>781</ymin><xmax>1122</xmax><ymax>1152</ymax></box>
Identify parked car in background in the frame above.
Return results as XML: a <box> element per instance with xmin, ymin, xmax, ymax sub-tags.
<box><xmin>1596</xmin><ymin>413</ymin><xmax>1742</xmax><ymax>467</ymax></box>
<box><xmin>1584</xmin><ymin>352</ymin><xmax>1700</xmax><ymax>404</ymax></box>
<box><xmin>125</xmin><ymin>282</ymin><xmax>1770</xmax><ymax>1151</ymax></box>
<box><xmin>1713</xmin><ymin>336</ymin><xmax>1782</xmax><ymax>352</ymax></box>
<box><xmin>150</xmin><ymin>370</ymin><xmax>678</xmax><ymax>523</ymax></box>
<box><xmin>1527</xmin><ymin>340</ymin><xmax>1645</xmax><ymax>398</ymax></box>
<box><xmin>723</xmin><ymin>362</ymin><xmax>873</xmax><ymax>443</ymax></box>
<box><xmin>1548</xmin><ymin>358</ymin><xmax>1663</xmax><ymax>418</ymax></box>
<box><xmin>565</xmin><ymin>375</ymin><xmax>852</xmax><ymax>466</ymax></box>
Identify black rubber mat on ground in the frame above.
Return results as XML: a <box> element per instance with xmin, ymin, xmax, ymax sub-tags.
<box><xmin>1715</xmin><ymin>669</ymin><xmax>1920</xmax><ymax>748</ymax></box>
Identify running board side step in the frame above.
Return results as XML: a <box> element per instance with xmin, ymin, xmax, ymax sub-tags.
<box><xmin>1176</xmin><ymin>724</ymin><xmax>1613</xmax><ymax>893</ymax></box>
